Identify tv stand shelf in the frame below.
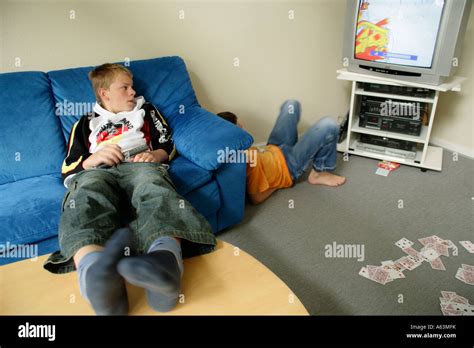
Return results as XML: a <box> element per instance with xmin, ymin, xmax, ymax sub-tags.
<box><xmin>336</xmin><ymin>69</ymin><xmax>464</xmax><ymax>171</ymax></box>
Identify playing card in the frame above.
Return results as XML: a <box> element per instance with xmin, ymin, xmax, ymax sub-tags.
<box><xmin>433</xmin><ymin>242</ymin><xmax>450</xmax><ymax>257</ymax></box>
<box><xmin>393</xmin><ymin>258</ymin><xmax>407</xmax><ymax>271</ymax></box>
<box><xmin>377</xmin><ymin>161</ymin><xmax>400</xmax><ymax>171</ymax></box>
<box><xmin>461</xmin><ymin>264</ymin><xmax>474</xmax><ymax>272</ymax></box>
<box><xmin>455</xmin><ymin>268</ymin><xmax>467</xmax><ymax>283</ymax></box>
<box><xmin>381</xmin><ymin>263</ymin><xmax>405</xmax><ymax>279</ymax></box>
<box><xmin>360</xmin><ymin>266</ymin><xmax>390</xmax><ymax>285</ymax></box>
<box><xmin>451</xmin><ymin>293</ymin><xmax>469</xmax><ymax>305</ymax></box>
<box><xmin>439</xmin><ymin>291</ymin><xmax>472</xmax><ymax>316</ymax></box>
<box><xmin>367</xmin><ymin>265</ymin><xmax>390</xmax><ymax>285</ymax></box>
<box><xmin>461</xmin><ymin>269</ymin><xmax>474</xmax><ymax>285</ymax></box>
<box><xmin>451</xmin><ymin>303</ymin><xmax>474</xmax><ymax>316</ymax></box>
<box><xmin>429</xmin><ymin>257</ymin><xmax>446</xmax><ymax>271</ymax></box>
<box><xmin>367</xmin><ymin>265</ymin><xmax>378</xmax><ymax>276</ymax></box>
<box><xmin>395</xmin><ymin>238</ymin><xmax>414</xmax><ymax>249</ymax></box>
<box><xmin>420</xmin><ymin>247</ymin><xmax>440</xmax><ymax>262</ymax></box>
<box><xmin>441</xmin><ymin>291</ymin><xmax>458</xmax><ymax>300</ymax></box>
<box><xmin>440</xmin><ymin>303</ymin><xmax>463</xmax><ymax>316</ymax></box>
<box><xmin>381</xmin><ymin>260</ymin><xmax>393</xmax><ymax>265</ymax></box>
<box><xmin>375</xmin><ymin>167</ymin><xmax>390</xmax><ymax>176</ymax></box>
<box><xmin>459</xmin><ymin>241</ymin><xmax>474</xmax><ymax>253</ymax></box>
<box><xmin>399</xmin><ymin>256</ymin><xmax>421</xmax><ymax>271</ymax></box>
<box><xmin>380</xmin><ymin>262</ymin><xmax>398</xmax><ymax>281</ymax></box>
<box><xmin>423</xmin><ymin>242</ymin><xmax>449</xmax><ymax>257</ymax></box>
<box><xmin>418</xmin><ymin>236</ymin><xmax>437</xmax><ymax>246</ymax></box>
<box><xmin>439</xmin><ymin>297</ymin><xmax>452</xmax><ymax>305</ymax></box>
<box><xmin>402</xmin><ymin>246</ymin><xmax>419</xmax><ymax>257</ymax></box>
<box><xmin>407</xmin><ymin>255</ymin><xmax>423</xmax><ymax>270</ymax></box>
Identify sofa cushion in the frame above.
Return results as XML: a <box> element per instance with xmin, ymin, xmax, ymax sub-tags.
<box><xmin>168</xmin><ymin>155</ymin><xmax>212</xmax><ymax>196</ymax></box>
<box><xmin>0</xmin><ymin>72</ymin><xmax>66</xmax><ymax>185</ymax></box>
<box><xmin>126</xmin><ymin>56</ymin><xmax>199</xmax><ymax>120</ymax></box>
<box><xmin>0</xmin><ymin>174</ymin><xmax>65</xmax><ymax>247</ymax></box>
<box><xmin>48</xmin><ymin>67</ymin><xmax>96</xmax><ymax>141</ymax></box>
<box><xmin>171</xmin><ymin>107</ymin><xmax>254</xmax><ymax>170</ymax></box>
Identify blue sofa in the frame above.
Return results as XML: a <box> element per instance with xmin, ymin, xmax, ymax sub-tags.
<box><xmin>0</xmin><ymin>56</ymin><xmax>253</xmax><ymax>266</ymax></box>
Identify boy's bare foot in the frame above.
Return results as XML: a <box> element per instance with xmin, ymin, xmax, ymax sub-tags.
<box><xmin>308</xmin><ymin>169</ymin><xmax>346</xmax><ymax>187</ymax></box>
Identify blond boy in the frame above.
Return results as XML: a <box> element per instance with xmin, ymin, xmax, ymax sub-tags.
<box><xmin>44</xmin><ymin>64</ymin><xmax>216</xmax><ymax>315</ymax></box>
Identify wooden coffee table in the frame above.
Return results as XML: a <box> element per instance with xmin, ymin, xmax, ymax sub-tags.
<box><xmin>0</xmin><ymin>240</ymin><xmax>309</xmax><ymax>315</ymax></box>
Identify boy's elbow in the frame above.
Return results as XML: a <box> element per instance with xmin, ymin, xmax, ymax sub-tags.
<box><xmin>248</xmin><ymin>192</ymin><xmax>266</xmax><ymax>205</ymax></box>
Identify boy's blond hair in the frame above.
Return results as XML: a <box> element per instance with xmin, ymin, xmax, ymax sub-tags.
<box><xmin>88</xmin><ymin>63</ymin><xmax>133</xmax><ymax>104</ymax></box>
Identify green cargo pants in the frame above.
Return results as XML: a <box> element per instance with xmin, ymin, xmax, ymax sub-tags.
<box><xmin>44</xmin><ymin>162</ymin><xmax>216</xmax><ymax>274</ymax></box>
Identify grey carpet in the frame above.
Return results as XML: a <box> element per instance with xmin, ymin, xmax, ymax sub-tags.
<box><xmin>219</xmin><ymin>150</ymin><xmax>474</xmax><ymax>315</ymax></box>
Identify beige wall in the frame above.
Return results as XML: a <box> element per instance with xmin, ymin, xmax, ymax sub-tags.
<box><xmin>0</xmin><ymin>0</ymin><xmax>3</xmax><ymax>71</ymax></box>
<box><xmin>1</xmin><ymin>0</ymin><xmax>472</xmax><ymax>156</ymax></box>
<box><xmin>431</xmin><ymin>4</ymin><xmax>474</xmax><ymax>157</ymax></box>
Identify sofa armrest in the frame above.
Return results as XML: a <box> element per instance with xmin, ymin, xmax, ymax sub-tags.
<box><xmin>214</xmin><ymin>162</ymin><xmax>247</xmax><ymax>232</ymax></box>
<box><xmin>170</xmin><ymin>107</ymin><xmax>254</xmax><ymax>171</ymax></box>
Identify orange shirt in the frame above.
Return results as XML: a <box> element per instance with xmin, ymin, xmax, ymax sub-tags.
<box><xmin>246</xmin><ymin>144</ymin><xmax>293</xmax><ymax>194</ymax></box>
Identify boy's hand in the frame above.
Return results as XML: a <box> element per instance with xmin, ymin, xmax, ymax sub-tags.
<box><xmin>131</xmin><ymin>149</ymin><xmax>168</xmax><ymax>163</ymax></box>
<box><xmin>83</xmin><ymin>144</ymin><xmax>124</xmax><ymax>169</ymax></box>
<box><xmin>131</xmin><ymin>151</ymin><xmax>156</xmax><ymax>163</ymax></box>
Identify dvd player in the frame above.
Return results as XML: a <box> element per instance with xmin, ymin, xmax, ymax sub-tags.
<box><xmin>360</xmin><ymin>82</ymin><xmax>435</xmax><ymax>98</ymax></box>
<box><xmin>356</xmin><ymin>134</ymin><xmax>417</xmax><ymax>160</ymax></box>
<box><xmin>356</xmin><ymin>142</ymin><xmax>416</xmax><ymax>160</ymax></box>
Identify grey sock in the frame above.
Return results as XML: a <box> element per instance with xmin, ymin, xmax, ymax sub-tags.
<box><xmin>77</xmin><ymin>250</ymin><xmax>101</xmax><ymax>303</ymax></box>
<box><xmin>148</xmin><ymin>236</ymin><xmax>184</xmax><ymax>275</ymax></box>
<box><xmin>77</xmin><ymin>227</ymin><xmax>133</xmax><ymax>315</ymax></box>
<box><xmin>117</xmin><ymin>236</ymin><xmax>183</xmax><ymax>312</ymax></box>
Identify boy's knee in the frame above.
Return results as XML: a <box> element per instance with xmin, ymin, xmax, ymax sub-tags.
<box><xmin>281</xmin><ymin>100</ymin><xmax>301</xmax><ymax>115</ymax></box>
<box><xmin>307</xmin><ymin>116</ymin><xmax>339</xmax><ymax>142</ymax></box>
<box><xmin>318</xmin><ymin>116</ymin><xmax>339</xmax><ymax>133</ymax></box>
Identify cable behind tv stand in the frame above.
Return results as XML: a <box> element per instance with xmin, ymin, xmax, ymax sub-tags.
<box><xmin>336</xmin><ymin>68</ymin><xmax>465</xmax><ymax>172</ymax></box>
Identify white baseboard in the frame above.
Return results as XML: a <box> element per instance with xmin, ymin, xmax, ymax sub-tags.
<box><xmin>430</xmin><ymin>137</ymin><xmax>474</xmax><ymax>159</ymax></box>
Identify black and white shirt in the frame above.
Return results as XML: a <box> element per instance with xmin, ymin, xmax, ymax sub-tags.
<box><xmin>61</xmin><ymin>96</ymin><xmax>176</xmax><ymax>182</ymax></box>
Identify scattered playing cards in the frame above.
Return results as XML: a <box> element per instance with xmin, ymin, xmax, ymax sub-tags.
<box><xmin>359</xmin><ymin>235</ymin><xmax>473</xmax><ymax>316</ymax></box>
<box><xmin>359</xmin><ymin>234</ymin><xmax>457</xmax><ymax>285</ymax></box>
<box><xmin>439</xmin><ymin>291</ymin><xmax>474</xmax><ymax>316</ymax></box>
<box><xmin>455</xmin><ymin>264</ymin><xmax>474</xmax><ymax>286</ymax></box>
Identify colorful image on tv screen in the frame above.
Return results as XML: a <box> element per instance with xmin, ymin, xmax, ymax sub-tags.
<box><xmin>354</xmin><ymin>0</ymin><xmax>445</xmax><ymax>68</ymax></box>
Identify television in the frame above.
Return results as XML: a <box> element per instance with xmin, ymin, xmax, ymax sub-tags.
<box><xmin>342</xmin><ymin>0</ymin><xmax>472</xmax><ymax>85</ymax></box>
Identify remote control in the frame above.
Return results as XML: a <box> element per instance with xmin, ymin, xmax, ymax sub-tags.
<box><xmin>96</xmin><ymin>144</ymin><xmax>150</xmax><ymax>168</ymax></box>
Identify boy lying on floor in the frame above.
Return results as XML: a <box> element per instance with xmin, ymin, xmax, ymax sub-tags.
<box><xmin>217</xmin><ymin>100</ymin><xmax>346</xmax><ymax>204</ymax></box>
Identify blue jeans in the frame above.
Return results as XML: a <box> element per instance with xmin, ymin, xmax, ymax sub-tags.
<box><xmin>267</xmin><ymin>100</ymin><xmax>340</xmax><ymax>181</ymax></box>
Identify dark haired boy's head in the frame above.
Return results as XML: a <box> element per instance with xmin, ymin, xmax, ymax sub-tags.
<box><xmin>217</xmin><ymin>112</ymin><xmax>237</xmax><ymax>124</ymax></box>
<box><xmin>217</xmin><ymin>111</ymin><xmax>243</xmax><ymax>128</ymax></box>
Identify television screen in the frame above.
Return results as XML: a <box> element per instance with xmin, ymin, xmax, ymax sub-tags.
<box><xmin>355</xmin><ymin>0</ymin><xmax>445</xmax><ymax>69</ymax></box>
